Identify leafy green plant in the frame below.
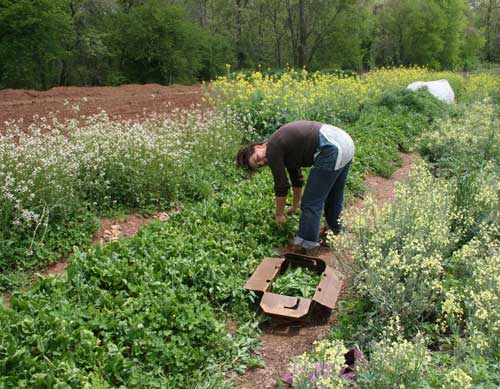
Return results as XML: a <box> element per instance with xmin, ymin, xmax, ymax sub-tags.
<box><xmin>3</xmin><ymin>70</ymin><xmax>496</xmax><ymax>388</ymax></box>
<box><xmin>272</xmin><ymin>266</ymin><xmax>321</xmax><ymax>299</ymax></box>
<box><xmin>0</xmin><ymin>168</ymin><xmax>295</xmax><ymax>387</ymax></box>
<box><xmin>376</xmin><ymin>88</ymin><xmax>445</xmax><ymax>122</ymax></box>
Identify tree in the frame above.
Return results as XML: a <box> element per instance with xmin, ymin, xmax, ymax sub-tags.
<box><xmin>438</xmin><ymin>0</ymin><xmax>468</xmax><ymax>68</ymax></box>
<box><xmin>309</xmin><ymin>0</ymin><xmax>375</xmax><ymax>71</ymax></box>
<box><xmin>373</xmin><ymin>0</ymin><xmax>468</xmax><ymax>69</ymax></box>
<box><xmin>470</xmin><ymin>0</ymin><xmax>500</xmax><ymax>62</ymax></box>
<box><xmin>282</xmin><ymin>0</ymin><xmax>369</xmax><ymax>69</ymax></box>
<box><xmin>0</xmin><ymin>0</ymin><xmax>73</xmax><ymax>89</ymax></box>
<box><xmin>61</xmin><ymin>0</ymin><xmax>119</xmax><ymax>86</ymax></box>
<box><xmin>113</xmin><ymin>0</ymin><xmax>211</xmax><ymax>84</ymax></box>
<box><xmin>460</xmin><ymin>3</ymin><xmax>485</xmax><ymax>69</ymax></box>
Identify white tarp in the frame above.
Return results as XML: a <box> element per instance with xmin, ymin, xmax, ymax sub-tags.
<box><xmin>407</xmin><ymin>79</ymin><xmax>455</xmax><ymax>104</ymax></box>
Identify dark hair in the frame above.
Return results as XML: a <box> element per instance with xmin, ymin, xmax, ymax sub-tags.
<box><xmin>235</xmin><ymin>141</ymin><xmax>264</xmax><ymax>170</ymax></box>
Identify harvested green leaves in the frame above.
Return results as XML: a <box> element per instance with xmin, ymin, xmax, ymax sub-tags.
<box><xmin>272</xmin><ymin>266</ymin><xmax>321</xmax><ymax>299</ymax></box>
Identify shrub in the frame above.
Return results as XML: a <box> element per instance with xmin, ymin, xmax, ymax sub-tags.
<box><xmin>357</xmin><ymin>324</ymin><xmax>431</xmax><ymax>388</ymax></box>
<box><xmin>375</xmin><ymin>88</ymin><xmax>445</xmax><ymax>122</ymax></box>
<box><xmin>335</xmin><ymin>163</ymin><xmax>457</xmax><ymax>332</ymax></box>
<box><xmin>286</xmin><ymin>339</ymin><xmax>350</xmax><ymax>389</ymax></box>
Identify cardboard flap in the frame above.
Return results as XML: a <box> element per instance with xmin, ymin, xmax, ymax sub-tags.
<box><xmin>312</xmin><ymin>265</ymin><xmax>342</xmax><ymax>309</ymax></box>
<box><xmin>244</xmin><ymin>258</ymin><xmax>285</xmax><ymax>292</ymax></box>
<box><xmin>260</xmin><ymin>292</ymin><xmax>311</xmax><ymax>318</ymax></box>
<box><xmin>284</xmin><ymin>252</ymin><xmax>326</xmax><ymax>272</ymax></box>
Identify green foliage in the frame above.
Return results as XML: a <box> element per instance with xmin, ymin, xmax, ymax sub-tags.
<box><xmin>0</xmin><ymin>208</ymin><xmax>97</xmax><ymax>291</ymax></box>
<box><xmin>419</xmin><ymin>99</ymin><xmax>500</xmax><ymax>178</ymax></box>
<box><xmin>461</xmin><ymin>22</ymin><xmax>486</xmax><ymax>71</ymax></box>
<box><xmin>324</xmin><ymin>100</ymin><xmax>499</xmax><ymax>388</ymax></box>
<box><xmin>0</xmin><ymin>167</ymin><xmax>295</xmax><ymax>387</ymax></box>
<box><xmin>272</xmin><ymin>266</ymin><xmax>321</xmax><ymax>299</ymax></box>
<box><xmin>376</xmin><ymin>88</ymin><xmax>446</xmax><ymax>121</ymax></box>
<box><xmin>1</xmin><ymin>0</ymin><xmax>499</xmax><ymax>90</ymax></box>
<box><xmin>337</xmin><ymin>163</ymin><xmax>458</xmax><ymax>333</ymax></box>
<box><xmin>329</xmin><ymin>296</ymin><xmax>373</xmax><ymax>346</ymax></box>
<box><xmin>113</xmin><ymin>1</ymin><xmax>205</xmax><ymax>84</ymax></box>
<box><xmin>306</xmin><ymin>0</ymin><xmax>375</xmax><ymax>71</ymax></box>
<box><xmin>61</xmin><ymin>0</ymin><xmax>118</xmax><ymax>86</ymax></box>
<box><xmin>0</xmin><ymin>110</ymin><xmax>244</xmax><ymax>290</ymax></box>
<box><xmin>198</xmin><ymin>33</ymin><xmax>236</xmax><ymax>81</ymax></box>
<box><xmin>344</xmin><ymin>89</ymin><xmax>444</xmax><ymax>179</ymax></box>
<box><xmin>0</xmin><ymin>0</ymin><xmax>73</xmax><ymax>89</ymax></box>
<box><xmin>1</xmin><ymin>278</ymin><xmax>238</xmax><ymax>387</ymax></box>
<box><xmin>373</xmin><ymin>0</ymin><xmax>467</xmax><ymax>69</ymax></box>
<box><xmin>347</xmin><ymin>106</ymin><xmax>427</xmax><ymax>178</ymax></box>
<box><xmin>2</xmin><ymin>70</ymin><xmax>497</xmax><ymax>387</ymax></box>
<box><xmin>469</xmin><ymin>0</ymin><xmax>500</xmax><ymax>63</ymax></box>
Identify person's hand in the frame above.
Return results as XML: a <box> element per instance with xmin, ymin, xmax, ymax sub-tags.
<box><xmin>287</xmin><ymin>206</ymin><xmax>298</xmax><ymax>215</ymax></box>
<box><xmin>275</xmin><ymin>214</ymin><xmax>286</xmax><ymax>224</ymax></box>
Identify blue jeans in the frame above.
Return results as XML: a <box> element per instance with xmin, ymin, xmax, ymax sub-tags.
<box><xmin>294</xmin><ymin>137</ymin><xmax>352</xmax><ymax>248</ymax></box>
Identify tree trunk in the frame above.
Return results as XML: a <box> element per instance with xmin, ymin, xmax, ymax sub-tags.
<box><xmin>199</xmin><ymin>0</ymin><xmax>208</xmax><ymax>28</ymax></box>
<box><xmin>236</xmin><ymin>0</ymin><xmax>245</xmax><ymax>68</ymax></box>
<box><xmin>298</xmin><ymin>0</ymin><xmax>307</xmax><ymax>68</ymax></box>
<box><xmin>59</xmin><ymin>59</ymin><xmax>68</xmax><ymax>86</ymax></box>
<box><xmin>285</xmin><ymin>0</ymin><xmax>298</xmax><ymax>66</ymax></box>
<box><xmin>270</xmin><ymin>6</ymin><xmax>282</xmax><ymax>67</ymax></box>
<box><xmin>486</xmin><ymin>0</ymin><xmax>493</xmax><ymax>61</ymax></box>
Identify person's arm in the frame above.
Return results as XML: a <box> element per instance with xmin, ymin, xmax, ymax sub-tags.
<box><xmin>275</xmin><ymin>196</ymin><xmax>287</xmax><ymax>223</ymax></box>
<box><xmin>287</xmin><ymin>186</ymin><xmax>302</xmax><ymax>215</ymax></box>
<box><xmin>286</xmin><ymin>167</ymin><xmax>303</xmax><ymax>215</ymax></box>
<box><xmin>267</xmin><ymin>147</ymin><xmax>291</xmax><ymax>223</ymax></box>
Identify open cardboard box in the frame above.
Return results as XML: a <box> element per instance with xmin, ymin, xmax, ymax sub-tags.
<box><xmin>244</xmin><ymin>252</ymin><xmax>342</xmax><ymax>320</ymax></box>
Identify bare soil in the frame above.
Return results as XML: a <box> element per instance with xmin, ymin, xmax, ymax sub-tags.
<box><xmin>0</xmin><ymin>83</ymin><xmax>204</xmax><ymax>133</ymax></box>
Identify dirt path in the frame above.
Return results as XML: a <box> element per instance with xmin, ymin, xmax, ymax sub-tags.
<box><xmin>234</xmin><ymin>152</ymin><xmax>420</xmax><ymax>389</ymax></box>
<box><xmin>0</xmin><ymin>83</ymin><xmax>203</xmax><ymax>133</ymax></box>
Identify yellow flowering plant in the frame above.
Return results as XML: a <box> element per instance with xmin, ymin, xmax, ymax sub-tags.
<box><xmin>208</xmin><ymin>66</ymin><xmax>492</xmax><ymax>139</ymax></box>
<box><xmin>323</xmin><ymin>99</ymin><xmax>500</xmax><ymax>387</ymax></box>
<box><xmin>334</xmin><ymin>162</ymin><xmax>456</xmax><ymax>327</ymax></box>
<box><xmin>286</xmin><ymin>339</ymin><xmax>350</xmax><ymax>389</ymax></box>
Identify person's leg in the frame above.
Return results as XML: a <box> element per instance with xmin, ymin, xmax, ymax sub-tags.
<box><xmin>295</xmin><ymin>167</ymin><xmax>342</xmax><ymax>248</ymax></box>
<box><xmin>324</xmin><ymin>161</ymin><xmax>351</xmax><ymax>233</ymax></box>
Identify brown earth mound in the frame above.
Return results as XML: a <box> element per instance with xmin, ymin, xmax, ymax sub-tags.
<box><xmin>0</xmin><ymin>83</ymin><xmax>204</xmax><ymax>132</ymax></box>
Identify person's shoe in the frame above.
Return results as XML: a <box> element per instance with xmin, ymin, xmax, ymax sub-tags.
<box><xmin>289</xmin><ymin>245</ymin><xmax>320</xmax><ymax>256</ymax></box>
<box><xmin>331</xmin><ymin>225</ymin><xmax>347</xmax><ymax>235</ymax></box>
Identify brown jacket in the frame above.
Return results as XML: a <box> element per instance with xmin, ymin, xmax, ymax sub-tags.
<box><xmin>266</xmin><ymin>121</ymin><xmax>322</xmax><ymax>196</ymax></box>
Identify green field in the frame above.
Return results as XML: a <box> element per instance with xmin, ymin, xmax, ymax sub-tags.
<box><xmin>1</xmin><ymin>68</ymin><xmax>499</xmax><ymax>387</ymax></box>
